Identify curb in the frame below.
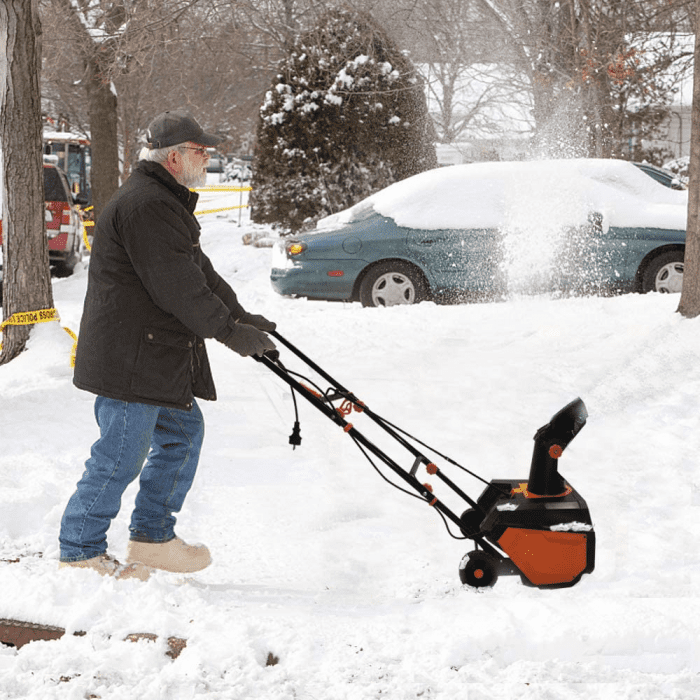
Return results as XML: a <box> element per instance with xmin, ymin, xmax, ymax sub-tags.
<box><xmin>0</xmin><ymin>619</ymin><xmax>187</xmax><ymax>659</ymax></box>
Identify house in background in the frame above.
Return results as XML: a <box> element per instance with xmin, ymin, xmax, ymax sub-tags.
<box><xmin>423</xmin><ymin>35</ymin><xmax>694</xmax><ymax>169</ymax></box>
<box><xmin>419</xmin><ymin>63</ymin><xmax>533</xmax><ymax>167</ymax></box>
<box><xmin>653</xmin><ymin>70</ymin><xmax>692</xmax><ymax>162</ymax></box>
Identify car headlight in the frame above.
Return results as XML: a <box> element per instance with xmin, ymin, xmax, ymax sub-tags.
<box><xmin>272</xmin><ymin>240</ymin><xmax>299</xmax><ymax>270</ymax></box>
<box><xmin>286</xmin><ymin>240</ymin><xmax>307</xmax><ymax>256</ymax></box>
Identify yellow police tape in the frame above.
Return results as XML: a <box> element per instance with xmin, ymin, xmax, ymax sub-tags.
<box><xmin>82</xmin><ymin>220</ymin><xmax>93</xmax><ymax>252</ymax></box>
<box><xmin>194</xmin><ymin>204</ymin><xmax>248</xmax><ymax>216</ymax></box>
<box><xmin>78</xmin><ymin>186</ymin><xmax>252</xmax><ymax>242</ymax></box>
<box><xmin>195</xmin><ymin>186</ymin><xmax>252</xmax><ymax>193</ymax></box>
<box><xmin>0</xmin><ymin>308</ymin><xmax>78</xmax><ymax>367</ymax></box>
<box><xmin>194</xmin><ymin>185</ymin><xmax>252</xmax><ymax>217</ymax></box>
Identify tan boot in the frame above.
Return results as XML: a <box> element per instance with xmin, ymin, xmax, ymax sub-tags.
<box><xmin>126</xmin><ymin>537</ymin><xmax>211</xmax><ymax>573</ymax></box>
<box><xmin>59</xmin><ymin>554</ymin><xmax>152</xmax><ymax>581</ymax></box>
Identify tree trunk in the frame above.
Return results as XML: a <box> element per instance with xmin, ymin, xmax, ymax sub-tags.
<box><xmin>50</xmin><ymin>0</ymin><xmax>122</xmax><ymax>224</ymax></box>
<box><xmin>86</xmin><ymin>54</ymin><xmax>120</xmax><ymax>223</ymax></box>
<box><xmin>0</xmin><ymin>0</ymin><xmax>54</xmax><ymax>364</ymax></box>
<box><xmin>677</xmin><ymin>4</ymin><xmax>700</xmax><ymax>318</ymax></box>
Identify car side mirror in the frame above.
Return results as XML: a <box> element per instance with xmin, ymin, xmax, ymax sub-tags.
<box><xmin>587</xmin><ymin>211</ymin><xmax>608</xmax><ymax>235</ymax></box>
<box><xmin>587</xmin><ymin>211</ymin><xmax>602</xmax><ymax>228</ymax></box>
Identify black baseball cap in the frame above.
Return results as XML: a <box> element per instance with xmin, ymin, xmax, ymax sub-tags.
<box><xmin>146</xmin><ymin>110</ymin><xmax>221</xmax><ymax>149</ymax></box>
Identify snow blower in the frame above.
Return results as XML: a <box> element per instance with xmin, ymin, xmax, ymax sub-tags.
<box><xmin>256</xmin><ymin>331</ymin><xmax>595</xmax><ymax>589</ymax></box>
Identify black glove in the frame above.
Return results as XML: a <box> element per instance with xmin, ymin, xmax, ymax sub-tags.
<box><xmin>216</xmin><ymin>318</ymin><xmax>277</xmax><ymax>358</ymax></box>
<box><xmin>236</xmin><ymin>312</ymin><xmax>277</xmax><ymax>333</ymax></box>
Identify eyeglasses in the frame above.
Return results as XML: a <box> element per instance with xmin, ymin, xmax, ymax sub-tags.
<box><xmin>179</xmin><ymin>146</ymin><xmax>208</xmax><ymax>156</ymax></box>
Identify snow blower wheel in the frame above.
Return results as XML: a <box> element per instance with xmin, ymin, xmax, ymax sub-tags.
<box><xmin>255</xmin><ymin>336</ymin><xmax>595</xmax><ymax>591</ymax></box>
<box><xmin>459</xmin><ymin>551</ymin><xmax>500</xmax><ymax>588</ymax></box>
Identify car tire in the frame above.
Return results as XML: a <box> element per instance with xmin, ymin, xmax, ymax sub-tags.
<box><xmin>359</xmin><ymin>261</ymin><xmax>427</xmax><ymax>307</ymax></box>
<box><xmin>641</xmin><ymin>250</ymin><xmax>684</xmax><ymax>293</ymax></box>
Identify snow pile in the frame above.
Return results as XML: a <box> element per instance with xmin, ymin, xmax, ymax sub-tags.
<box><xmin>319</xmin><ymin>159</ymin><xmax>687</xmax><ymax>233</ymax></box>
<box><xmin>550</xmin><ymin>522</ymin><xmax>594</xmax><ymax>532</ymax></box>
<box><xmin>1</xmin><ymin>190</ymin><xmax>699</xmax><ymax>699</ymax></box>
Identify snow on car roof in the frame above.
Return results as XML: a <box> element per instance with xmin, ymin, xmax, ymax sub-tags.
<box><xmin>318</xmin><ymin>158</ymin><xmax>687</xmax><ymax>232</ymax></box>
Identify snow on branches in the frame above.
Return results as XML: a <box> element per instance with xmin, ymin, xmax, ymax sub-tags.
<box><xmin>250</xmin><ymin>8</ymin><xmax>436</xmax><ymax>232</ymax></box>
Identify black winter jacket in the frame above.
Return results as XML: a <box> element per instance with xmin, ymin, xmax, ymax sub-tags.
<box><xmin>73</xmin><ymin>161</ymin><xmax>245</xmax><ymax>409</ymax></box>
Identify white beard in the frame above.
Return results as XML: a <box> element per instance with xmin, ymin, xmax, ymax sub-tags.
<box><xmin>180</xmin><ymin>158</ymin><xmax>207</xmax><ymax>188</ymax></box>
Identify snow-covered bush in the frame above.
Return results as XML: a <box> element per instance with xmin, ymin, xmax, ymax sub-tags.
<box><xmin>249</xmin><ymin>8</ymin><xmax>437</xmax><ymax>233</ymax></box>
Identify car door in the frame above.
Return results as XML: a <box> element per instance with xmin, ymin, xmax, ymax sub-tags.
<box><xmin>406</xmin><ymin>227</ymin><xmax>504</xmax><ymax>295</ymax></box>
<box><xmin>555</xmin><ymin>213</ymin><xmax>631</xmax><ymax>293</ymax></box>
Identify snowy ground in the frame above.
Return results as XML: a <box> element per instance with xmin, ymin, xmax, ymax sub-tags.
<box><xmin>1</xmin><ymin>187</ymin><xmax>699</xmax><ymax>699</ymax></box>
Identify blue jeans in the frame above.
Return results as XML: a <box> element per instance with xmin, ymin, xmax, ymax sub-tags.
<box><xmin>59</xmin><ymin>397</ymin><xmax>204</xmax><ymax>562</ymax></box>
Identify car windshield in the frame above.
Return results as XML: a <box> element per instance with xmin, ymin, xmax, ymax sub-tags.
<box><xmin>316</xmin><ymin>199</ymin><xmax>378</xmax><ymax>230</ymax></box>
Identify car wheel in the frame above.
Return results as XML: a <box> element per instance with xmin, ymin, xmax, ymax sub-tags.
<box><xmin>641</xmin><ymin>250</ymin><xmax>684</xmax><ymax>293</ymax></box>
<box><xmin>359</xmin><ymin>261</ymin><xmax>427</xmax><ymax>307</ymax></box>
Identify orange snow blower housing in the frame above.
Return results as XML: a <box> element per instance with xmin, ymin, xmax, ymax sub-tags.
<box><xmin>459</xmin><ymin>398</ymin><xmax>595</xmax><ymax>588</ymax></box>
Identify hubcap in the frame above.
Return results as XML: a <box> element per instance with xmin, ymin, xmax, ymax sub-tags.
<box><xmin>371</xmin><ymin>272</ymin><xmax>416</xmax><ymax>306</ymax></box>
<box><xmin>655</xmin><ymin>262</ymin><xmax>684</xmax><ymax>293</ymax></box>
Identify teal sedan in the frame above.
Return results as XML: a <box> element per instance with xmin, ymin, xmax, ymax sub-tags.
<box><xmin>271</xmin><ymin>159</ymin><xmax>687</xmax><ymax>307</ymax></box>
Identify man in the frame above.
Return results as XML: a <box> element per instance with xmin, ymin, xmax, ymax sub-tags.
<box><xmin>59</xmin><ymin>110</ymin><xmax>276</xmax><ymax>580</ymax></box>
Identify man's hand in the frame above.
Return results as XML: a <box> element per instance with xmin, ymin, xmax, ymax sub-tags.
<box><xmin>236</xmin><ymin>312</ymin><xmax>276</xmax><ymax>332</ymax></box>
<box><xmin>216</xmin><ymin>319</ymin><xmax>276</xmax><ymax>357</ymax></box>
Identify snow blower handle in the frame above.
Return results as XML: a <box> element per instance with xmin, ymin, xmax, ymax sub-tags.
<box><xmin>252</xmin><ymin>331</ymin><xmax>354</xmax><ymax>412</ymax></box>
<box><xmin>265</xmin><ymin>330</ymin><xmax>353</xmax><ymax>394</ymax></box>
<box><xmin>259</xmin><ymin>348</ymin><xmax>280</xmax><ymax>363</ymax></box>
<box><xmin>251</xmin><ymin>332</ymin><xmax>358</xmax><ymax>443</ymax></box>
